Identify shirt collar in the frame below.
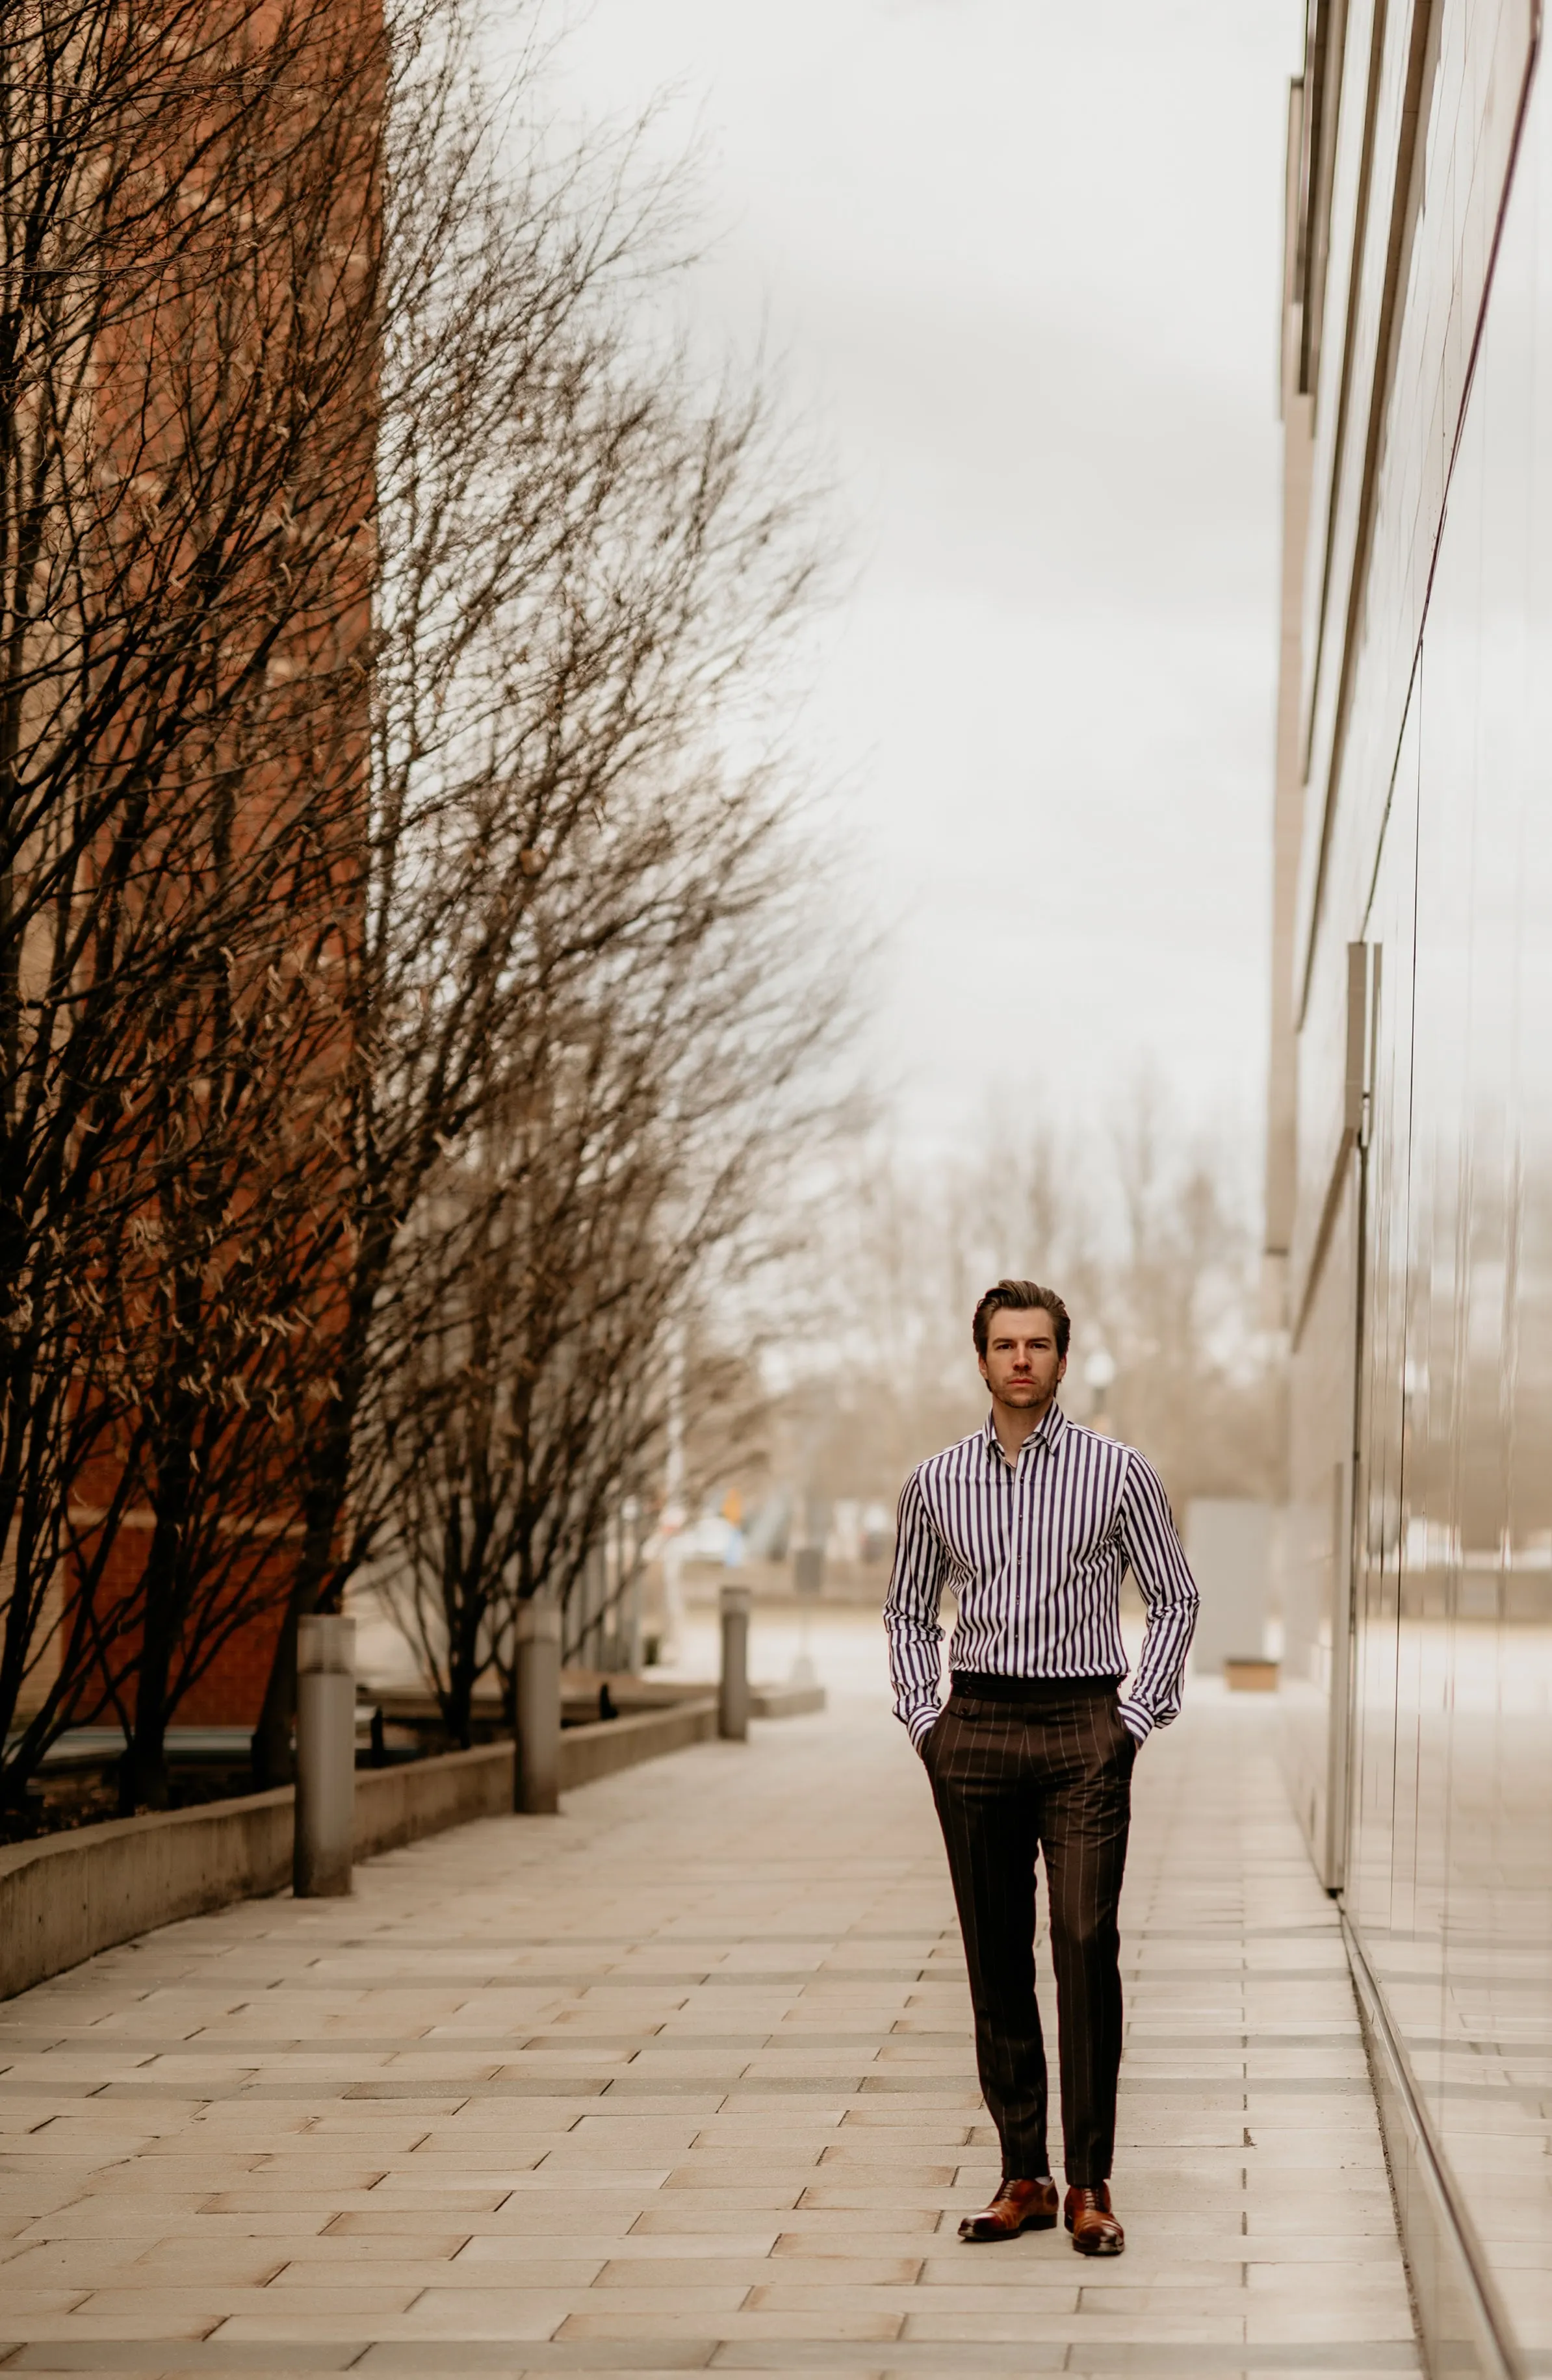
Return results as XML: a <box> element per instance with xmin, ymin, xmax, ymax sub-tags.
<box><xmin>982</xmin><ymin>1401</ymin><xmax>1066</xmax><ymax>1466</ymax></box>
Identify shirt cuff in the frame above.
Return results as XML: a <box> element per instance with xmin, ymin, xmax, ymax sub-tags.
<box><xmin>1117</xmin><ymin>1698</ymin><xmax>1152</xmax><ymax>1745</ymax></box>
<box><xmin>907</xmin><ymin>1705</ymin><xmax>942</xmax><ymax>1753</ymax></box>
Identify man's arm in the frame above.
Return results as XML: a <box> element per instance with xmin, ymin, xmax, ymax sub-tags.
<box><xmin>1115</xmin><ymin>1452</ymin><xmax>1200</xmax><ymax>1743</ymax></box>
<box><xmin>883</xmin><ymin>1468</ymin><xmax>948</xmax><ymax>1752</ymax></box>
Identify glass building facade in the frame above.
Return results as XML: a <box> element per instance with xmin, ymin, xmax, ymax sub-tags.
<box><xmin>1269</xmin><ymin>6</ymin><xmax>1549</xmax><ymax>2375</ymax></box>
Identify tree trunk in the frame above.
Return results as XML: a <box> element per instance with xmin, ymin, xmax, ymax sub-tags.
<box><xmin>120</xmin><ymin>1413</ymin><xmax>196</xmax><ymax>1813</ymax></box>
<box><xmin>252</xmin><ymin>1596</ymin><xmax>300</xmax><ymax>1789</ymax></box>
<box><xmin>118</xmin><ymin>1708</ymin><xmax>172</xmax><ymax>1814</ymax></box>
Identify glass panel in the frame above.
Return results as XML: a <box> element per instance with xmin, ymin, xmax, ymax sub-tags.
<box><xmin>1345</xmin><ymin>53</ymin><xmax>1552</xmax><ymax>2349</ymax></box>
<box><xmin>1350</xmin><ymin>691</ymin><xmax>1417</xmax><ymax>1968</ymax></box>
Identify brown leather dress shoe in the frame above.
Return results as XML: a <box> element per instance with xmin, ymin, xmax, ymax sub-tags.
<box><xmin>1065</xmin><ymin>2182</ymin><xmax>1124</xmax><ymax>2255</ymax></box>
<box><xmin>958</xmin><ymin>2176</ymin><xmax>1059</xmax><ymax>2242</ymax></box>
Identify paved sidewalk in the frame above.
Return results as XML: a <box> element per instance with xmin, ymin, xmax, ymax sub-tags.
<box><xmin>0</xmin><ymin>1691</ymin><xmax>1417</xmax><ymax>2377</ymax></box>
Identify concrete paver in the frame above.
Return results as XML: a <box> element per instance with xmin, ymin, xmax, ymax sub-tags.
<box><xmin>0</xmin><ymin>1687</ymin><xmax>1419</xmax><ymax>2374</ymax></box>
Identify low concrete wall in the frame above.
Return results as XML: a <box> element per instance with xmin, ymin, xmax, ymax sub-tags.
<box><xmin>355</xmin><ymin>1739</ymin><xmax>511</xmax><ymax>1856</ymax></box>
<box><xmin>749</xmin><ymin>1683</ymin><xmax>825</xmax><ymax>1720</ymax></box>
<box><xmin>0</xmin><ymin>1789</ymin><xmax>295</xmax><ymax>2006</ymax></box>
<box><xmin>0</xmin><ymin>1695</ymin><xmax>730</xmax><ymax>2004</ymax></box>
<box><xmin>560</xmin><ymin>1696</ymin><xmax>718</xmax><ymax>1786</ymax></box>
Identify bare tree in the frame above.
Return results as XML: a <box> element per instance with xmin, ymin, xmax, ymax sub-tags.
<box><xmin>368</xmin><ymin>749</ymin><xmax>840</xmax><ymax>1743</ymax></box>
<box><xmin>0</xmin><ymin>0</ymin><xmax>839</xmax><ymax>1808</ymax></box>
<box><xmin>1094</xmin><ymin>1095</ymin><xmax>1284</xmax><ymax>1507</ymax></box>
<box><xmin>781</xmin><ymin>1095</ymin><xmax>1282</xmax><ymax>1520</ymax></box>
<box><xmin>0</xmin><ymin>0</ymin><xmax>387</xmax><ymax>1805</ymax></box>
<box><xmin>252</xmin><ymin>12</ymin><xmax>827</xmax><ymax>1774</ymax></box>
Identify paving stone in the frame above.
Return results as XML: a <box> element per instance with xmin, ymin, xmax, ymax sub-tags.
<box><xmin>0</xmin><ymin>1690</ymin><xmax>1419</xmax><ymax>2371</ymax></box>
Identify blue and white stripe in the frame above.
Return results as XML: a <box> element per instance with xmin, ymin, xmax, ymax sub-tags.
<box><xmin>883</xmin><ymin>1403</ymin><xmax>1199</xmax><ymax>1750</ymax></box>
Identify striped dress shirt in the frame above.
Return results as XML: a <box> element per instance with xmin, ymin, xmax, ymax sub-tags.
<box><xmin>883</xmin><ymin>1403</ymin><xmax>1199</xmax><ymax>1750</ymax></box>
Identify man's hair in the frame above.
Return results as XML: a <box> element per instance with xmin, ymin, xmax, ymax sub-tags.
<box><xmin>972</xmin><ymin>1279</ymin><xmax>1071</xmax><ymax>1361</ymax></box>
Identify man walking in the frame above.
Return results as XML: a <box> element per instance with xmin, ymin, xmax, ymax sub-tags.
<box><xmin>883</xmin><ymin>1279</ymin><xmax>1198</xmax><ymax>2257</ymax></box>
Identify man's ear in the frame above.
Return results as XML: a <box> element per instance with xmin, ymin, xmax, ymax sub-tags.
<box><xmin>1057</xmin><ymin>1355</ymin><xmax>1068</xmax><ymax>1381</ymax></box>
<box><xmin>977</xmin><ymin>1353</ymin><xmax>990</xmax><ymax>1385</ymax></box>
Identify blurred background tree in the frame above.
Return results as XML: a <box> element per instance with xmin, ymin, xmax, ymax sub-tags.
<box><xmin>762</xmin><ymin>1090</ymin><xmax>1284</xmax><ymax>1534</ymax></box>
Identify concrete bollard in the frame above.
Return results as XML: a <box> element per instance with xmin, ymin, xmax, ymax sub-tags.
<box><xmin>294</xmin><ymin>1614</ymin><xmax>356</xmax><ymax>1898</ymax></box>
<box><xmin>719</xmin><ymin>1583</ymin><xmax>751</xmax><ymax>1742</ymax></box>
<box><xmin>515</xmin><ymin>1602</ymin><xmax>562</xmax><ymax>1814</ymax></box>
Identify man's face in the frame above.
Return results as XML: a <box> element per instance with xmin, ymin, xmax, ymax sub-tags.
<box><xmin>977</xmin><ymin>1307</ymin><xmax>1066</xmax><ymax>1411</ymax></box>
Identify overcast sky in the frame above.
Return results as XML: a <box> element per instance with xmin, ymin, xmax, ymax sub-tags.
<box><xmin>534</xmin><ymin>0</ymin><xmax>1304</xmax><ymax>1166</ymax></box>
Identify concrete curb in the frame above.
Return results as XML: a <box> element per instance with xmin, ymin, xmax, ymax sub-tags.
<box><xmin>0</xmin><ymin>1693</ymin><xmax>725</xmax><ymax>2003</ymax></box>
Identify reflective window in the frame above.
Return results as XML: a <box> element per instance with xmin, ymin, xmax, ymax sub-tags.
<box><xmin>1344</xmin><ymin>57</ymin><xmax>1552</xmax><ymax>2348</ymax></box>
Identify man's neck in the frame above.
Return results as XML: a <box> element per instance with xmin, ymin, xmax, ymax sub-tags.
<box><xmin>990</xmin><ymin>1394</ymin><xmax>1054</xmax><ymax>1462</ymax></box>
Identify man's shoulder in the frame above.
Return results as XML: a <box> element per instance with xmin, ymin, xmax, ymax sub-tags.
<box><xmin>911</xmin><ymin>1427</ymin><xmax>990</xmax><ymax>1490</ymax></box>
<box><xmin>1058</xmin><ymin>1416</ymin><xmax>1134</xmax><ymax>1461</ymax></box>
<box><xmin>1067</xmin><ymin>1428</ymin><xmax>1173</xmax><ymax>1503</ymax></box>
<box><xmin>1052</xmin><ymin>1418</ymin><xmax>1143</xmax><ymax>1485</ymax></box>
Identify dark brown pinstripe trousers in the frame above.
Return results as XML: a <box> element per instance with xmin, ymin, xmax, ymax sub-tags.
<box><xmin>923</xmin><ymin>1676</ymin><xmax>1135</xmax><ymax>2186</ymax></box>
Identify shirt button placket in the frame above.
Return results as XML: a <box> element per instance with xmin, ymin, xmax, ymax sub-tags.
<box><xmin>1018</xmin><ymin>1437</ymin><xmax>1029</xmax><ymax>1675</ymax></box>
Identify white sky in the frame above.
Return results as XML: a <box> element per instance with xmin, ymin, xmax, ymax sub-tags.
<box><xmin>528</xmin><ymin>0</ymin><xmax>1305</xmax><ymax>1164</ymax></box>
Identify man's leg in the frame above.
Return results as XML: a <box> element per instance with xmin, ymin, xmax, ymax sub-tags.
<box><xmin>1035</xmin><ymin>1695</ymin><xmax>1133</xmax><ymax>2187</ymax></box>
<box><xmin>927</xmin><ymin>1698</ymin><xmax>1048</xmax><ymax>2178</ymax></box>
